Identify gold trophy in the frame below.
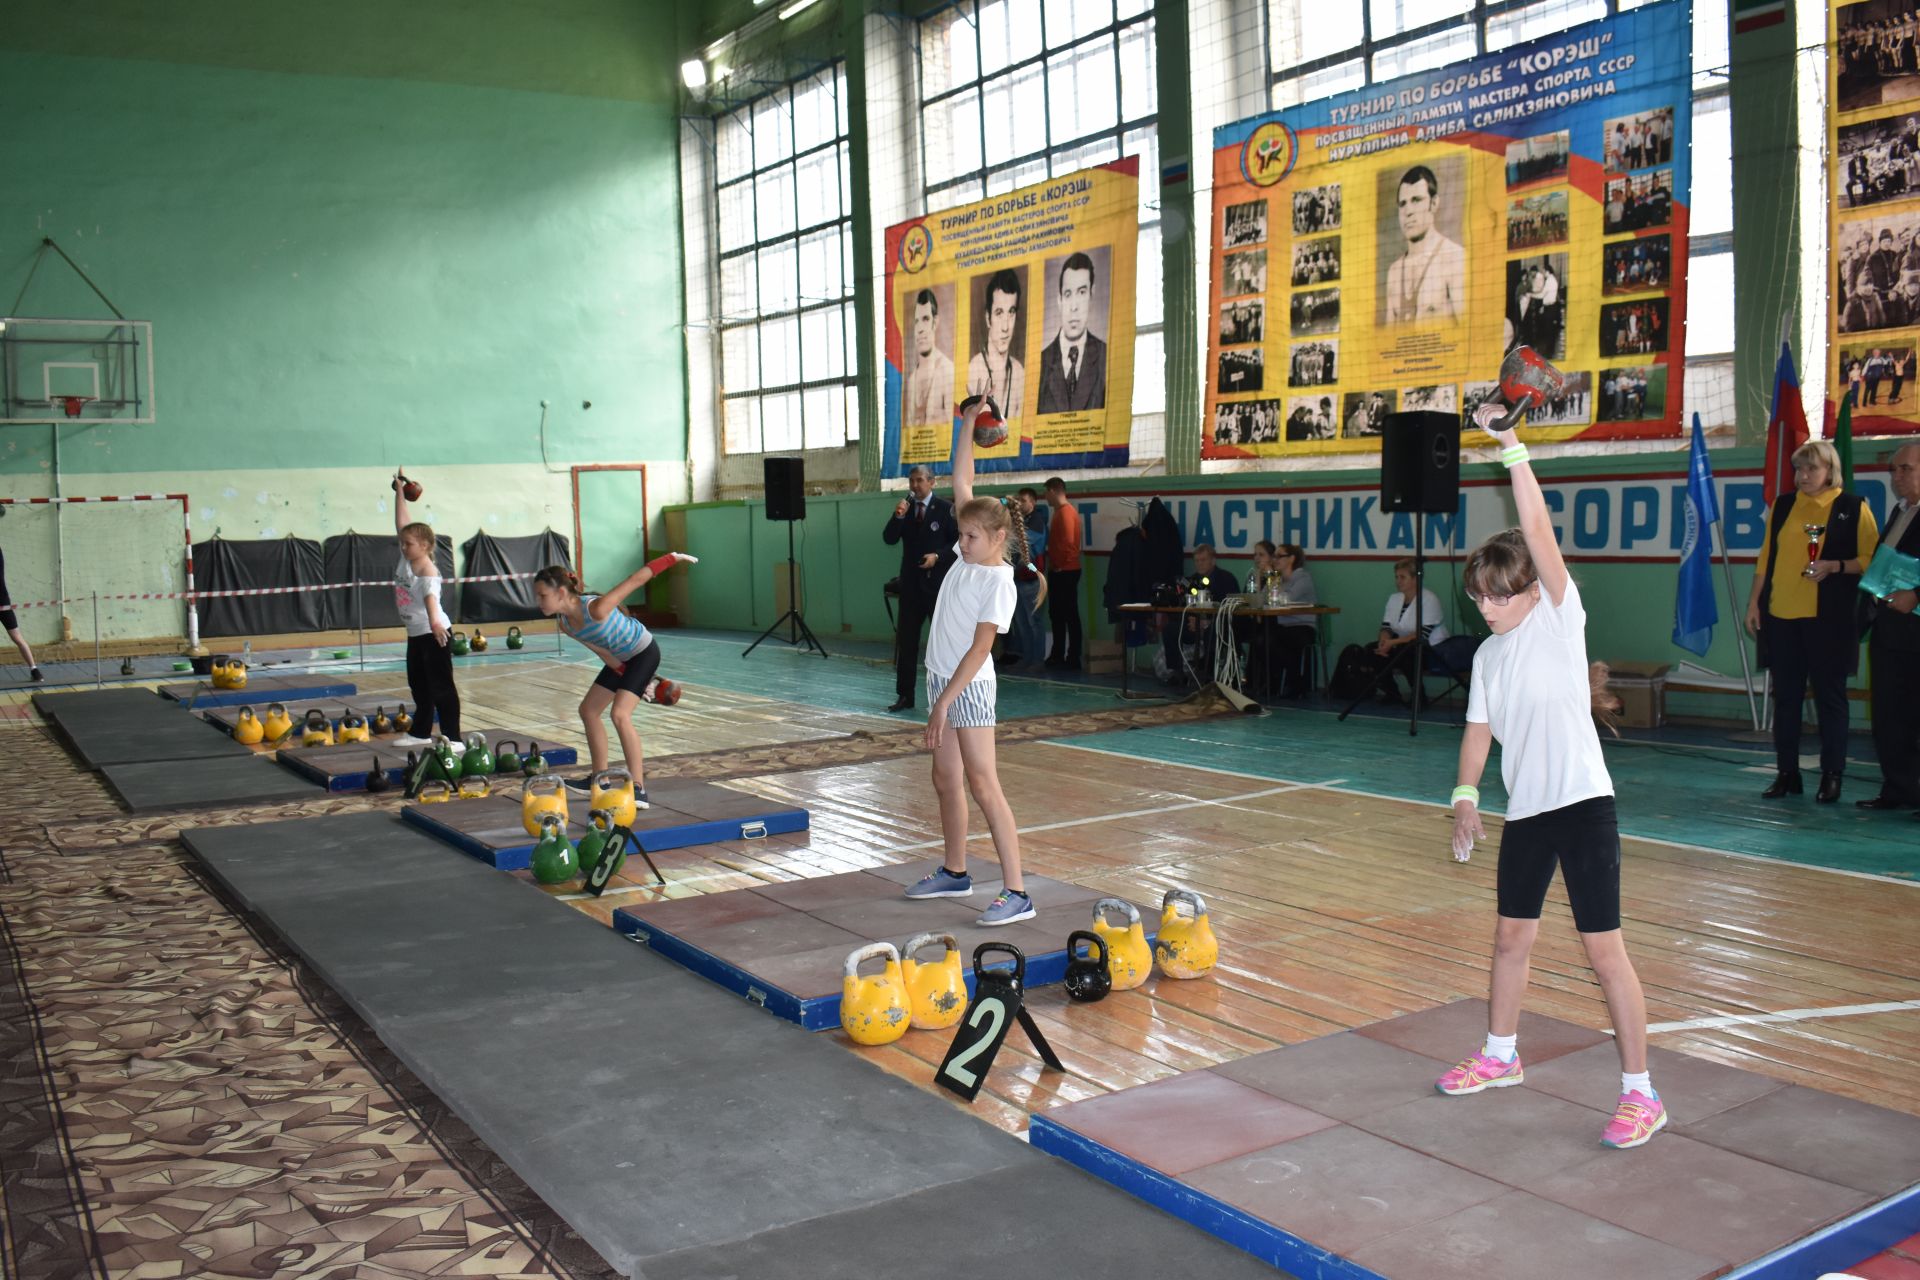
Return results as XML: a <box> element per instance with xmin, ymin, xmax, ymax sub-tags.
<box><xmin>1802</xmin><ymin>523</ymin><xmax>1827</xmax><ymax>578</ymax></box>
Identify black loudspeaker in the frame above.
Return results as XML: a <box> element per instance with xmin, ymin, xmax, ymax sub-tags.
<box><xmin>764</xmin><ymin>456</ymin><xmax>805</xmax><ymax>521</ymax></box>
<box><xmin>1380</xmin><ymin>412</ymin><xmax>1460</xmax><ymax>514</ymax></box>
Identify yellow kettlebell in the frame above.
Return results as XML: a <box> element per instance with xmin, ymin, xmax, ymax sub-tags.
<box><xmin>521</xmin><ymin>774</ymin><xmax>569</xmax><ymax>836</ymax></box>
<box><xmin>209</xmin><ymin>655</ymin><xmax>232</xmax><ymax>688</ymax></box>
<box><xmin>457</xmin><ymin>775</ymin><xmax>493</xmax><ymax>800</ymax></box>
<box><xmin>590</xmin><ymin>768</ymin><xmax>638</xmax><ymax>827</ymax></box>
<box><xmin>337</xmin><ymin>711</ymin><xmax>371</xmax><ymax>743</ymax></box>
<box><xmin>901</xmin><ymin>932</ymin><xmax>968</xmax><ymax>1030</ymax></box>
<box><xmin>223</xmin><ymin>659</ymin><xmax>248</xmax><ymax>690</ymax></box>
<box><xmin>839</xmin><ymin>942</ymin><xmax>910</xmax><ymax>1046</ymax></box>
<box><xmin>300</xmin><ymin>709</ymin><xmax>334</xmax><ymax>747</ymax></box>
<box><xmin>1154</xmin><ymin>888</ymin><xmax>1218</xmax><ymax>980</ymax></box>
<box><xmin>1092</xmin><ymin>897</ymin><xmax>1152</xmax><ymax>991</ymax></box>
<box><xmin>417</xmin><ymin>779</ymin><xmax>454</xmax><ymax>804</ymax></box>
<box><xmin>232</xmin><ymin>706</ymin><xmax>265</xmax><ymax>745</ymax></box>
<box><xmin>262</xmin><ymin>703</ymin><xmax>293</xmax><ymax>742</ymax></box>
<box><xmin>470</xmin><ymin>628</ymin><xmax>489</xmax><ymax>652</ymax></box>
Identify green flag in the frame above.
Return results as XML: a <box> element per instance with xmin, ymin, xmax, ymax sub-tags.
<box><xmin>1834</xmin><ymin>388</ymin><xmax>1855</xmax><ymax>490</ymax></box>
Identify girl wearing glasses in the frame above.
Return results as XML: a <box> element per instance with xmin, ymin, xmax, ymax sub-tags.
<box><xmin>1435</xmin><ymin>403</ymin><xmax>1663</xmax><ymax>1151</ymax></box>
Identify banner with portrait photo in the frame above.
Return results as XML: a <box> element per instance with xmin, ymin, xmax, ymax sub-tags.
<box><xmin>1203</xmin><ymin>0</ymin><xmax>1692</xmax><ymax>458</ymax></box>
<box><xmin>881</xmin><ymin>158</ymin><xmax>1139</xmax><ymax>477</ymax></box>
<box><xmin>1830</xmin><ymin>0</ymin><xmax>1920</xmax><ymax>439</ymax></box>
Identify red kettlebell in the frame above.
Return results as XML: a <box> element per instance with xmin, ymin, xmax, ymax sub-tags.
<box><xmin>962</xmin><ymin>394</ymin><xmax>1007</xmax><ymax>448</ymax></box>
<box><xmin>395</xmin><ymin>470</ymin><xmax>424</xmax><ymax>501</ymax></box>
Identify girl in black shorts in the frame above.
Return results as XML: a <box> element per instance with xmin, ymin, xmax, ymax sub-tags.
<box><xmin>1437</xmin><ymin>402</ymin><xmax>1663</xmax><ymax>1150</ymax></box>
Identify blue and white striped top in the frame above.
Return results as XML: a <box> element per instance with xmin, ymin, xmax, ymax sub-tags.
<box><xmin>563</xmin><ymin>594</ymin><xmax>653</xmax><ymax>661</ymax></box>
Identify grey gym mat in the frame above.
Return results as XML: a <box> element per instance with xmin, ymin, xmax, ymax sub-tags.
<box><xmin>99</xmin><ymin>756</ymin><xmax>322</xmax><ymax>814</ymax></box>
<box><xmin>51</xmin><ymin>706</ymin><xmax>254</xmax><ymax>768</ymax></box>
<box><xmin>32</xmin><ymin>687</ymin><xmax>165</xmax><ymax>720</ymax></box>
<box><xmin>177</xmin><ymin>812</ymin><xmax>1270</xmax><ymax>1277</ymax></box>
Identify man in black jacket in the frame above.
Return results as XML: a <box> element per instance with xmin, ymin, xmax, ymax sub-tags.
<box><xmin>1860</xmin><ymin>443</ymin><xmax>1920</xmax><ymax>813</ymax></box>
<box><xmin>882</xmin><ymin>465</ymin><xmax>958</xmax><ymax>712</ymax></box>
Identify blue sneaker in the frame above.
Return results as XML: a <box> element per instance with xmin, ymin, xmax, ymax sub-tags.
<box><xmin>904</xmin><ymin>867</ymin><xmax>973</xmax><ymax>899</ymax></box>
<box><xmin>977</xmin><ymin>889</ymin><xmax>1035</xmax><ymax>926</ymax></box>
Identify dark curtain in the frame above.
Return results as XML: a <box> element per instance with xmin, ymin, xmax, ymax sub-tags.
<box><xmin>194</xmin><ymin>536</ymin><xmax>326</xmax><ymax>637</ymax></box>
<box><xmin>321</xmin><ymin>532</ymin><xmax>453</xmax><ymax>630</ymax></box>
<box><xmin>457</xmin><ymin>529</ymin><xmax>571</xmax><ymax>623</ymax></box>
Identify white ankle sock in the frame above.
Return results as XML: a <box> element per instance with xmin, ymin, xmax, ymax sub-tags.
<box><xmin>1483</xmin><ymin>1032</ymin><xmax>1518</xmax><ymax>1063</ymax></box>
<box><xmin>1621</xmin><ymin>1070</ymin><xmax>1654</xmax><ymax>1098</ymax></box>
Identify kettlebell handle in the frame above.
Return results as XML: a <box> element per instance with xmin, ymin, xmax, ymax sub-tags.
<box><xmin>495</xmin><ymin>738</ymin><xmax>520</xmax><ymax>754</ymax></box>
<box><xmin>1066</xmin><ymin>929</ymin><xmax>1109</xmax><ymax>964</ymax></box>
<box><xmin>525</xmin><ymin>775</ymin><xmax>562</xmax><ymax>797</ymax></box>
<box><xmin>843</xmin><ymin>940</ymin><xmax>901</xmax><ymax>978</ymax></box>
<box><xmin>1093</xmin><ymin>896</ymin><xmax>1142</xmax><ymax>927</ymax></box>
<box><xmin>587</xmin><ymin>806</ymin><xmax>615</xmax><ymax>831</ymax></box>
<box><xmin>971</xmin><ymin>940</ymin><xmax>1026</xmax><ymax>986</ymax></box>
<box><xmin>1162</xmin><ymin>888</ymin><xmax>1208</xmax><ymax>918</ymax></box>
<box><xmin>901</xmin><ymin>931</ymin><xmax>959</xmax><ymax>963</ymax></box>
<box><xmin>537</xmin><ymin>810</ymin><xmax>565</xmax><ymax>832</ymax></box>
<box><xmin>465</xmin><ymin>731</ymin><xmax>488</xmax><ymax>748</ymax></box>
<box><xmin>595</xmin><ymin>767</ymin><xmax>632</xmax><ymax>788</ymax></box>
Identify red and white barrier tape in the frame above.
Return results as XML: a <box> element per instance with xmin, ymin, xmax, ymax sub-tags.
<box><xmin>8</xmin><ymin>570</ymin><xmax>537</xmax><ymax>611</ymax></box>
<box><xmin>0</xmin><ymin>494</ymin><xmax>189</xmax><ymax>504</ymax></box>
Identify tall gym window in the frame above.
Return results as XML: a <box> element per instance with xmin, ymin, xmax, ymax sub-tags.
<box><xmin>715</xmin><ymin>64</ymin><xmax>859</xmax><ymax>455</ymax></box>
<box><xmin>917</xmin><ymin>0</ymin><xmax>1168</xmax><ymax>422</ymax></box>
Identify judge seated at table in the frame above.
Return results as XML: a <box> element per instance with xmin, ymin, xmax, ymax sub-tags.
<box><xmin>1162</xmin><ymin>543</ymin><xmax>1238</xmax><ymax>685</ymax></box>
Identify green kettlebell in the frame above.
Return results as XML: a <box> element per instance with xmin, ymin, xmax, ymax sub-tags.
<box><xmin>495</xmin><ymin>739</ymin><xmax>523</xmax><ymax>774</ymax></box>
<box><xmin>429</xmin><ymin>735</ymin><xmax>461</xmax><ymax>783</ymax></box>
<box><xmin>576</xmin><ymin>807</ymin><xmax>616</xmax><ymax>877</ymax></box>
<box><xmin>521</xmin><ymin>741</ymin><xmax>548</xmax><ymax>777</ymax></box>
<box><xmin>528</xmin><ymin>812</ymin><xmax>578</xmax><ymax>885</ymax></box>
<box><xmin>462</xmin><ymin>731</ymin><xmax>495</xmax><ymax>777</ymax></box>
<box><xmin>450</xmin><ymin>631</ymin><xmax>471</xmax><ymax>657</ymax></box>
<box><xmin>506</xmin><ymin>625</ymin><xmax>525</xmax><ymax>650</ymax></box>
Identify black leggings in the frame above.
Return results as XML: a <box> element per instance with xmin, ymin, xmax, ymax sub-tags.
<box><xmin>405</xmin><ymin>632</ymin><xmax>461</xmax><ymax>737</ymax></box>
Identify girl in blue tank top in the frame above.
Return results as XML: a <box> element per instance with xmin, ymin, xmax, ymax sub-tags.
<box><xmin>533</xmin><ymin>553</ymin><xmax>697</xmax><ymax>803</ymax></box>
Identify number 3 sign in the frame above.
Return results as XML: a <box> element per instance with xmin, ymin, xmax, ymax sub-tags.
<box><xmin>934</xmin><ymin>942</ymin><xmax>1064</xmax><ymax>1102</ymax></box>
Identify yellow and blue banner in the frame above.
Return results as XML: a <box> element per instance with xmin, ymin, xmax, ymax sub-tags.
<box><xmin>1204</xmin><ymin>0</ymin><xmax>1693</xmax><ymax>457</ymax></box>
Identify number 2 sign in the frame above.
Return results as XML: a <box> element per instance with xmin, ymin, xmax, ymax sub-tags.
<box><xmin>934</xmin><ymin>942</ymin><xmax>1064</xmax><ymax>1103</ymax></box>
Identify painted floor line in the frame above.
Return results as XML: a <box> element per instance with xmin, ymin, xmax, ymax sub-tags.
<box><xmin>1644</xmin><ymin>999</ymin><xmax>1920</xmax><ymax>1035</ymax></box>
<box><xmin>1038</xmin><ymin>740</ymin><xmax>1920</xmax><ymax>890</ymax></box>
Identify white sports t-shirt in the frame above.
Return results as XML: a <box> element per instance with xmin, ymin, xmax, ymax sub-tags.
<box><xmin>1465</xmin><ymin>578</ymin><xmax>1613</xmax><ymax>821</ymax></box>
<box><xmin>1382</xmin><ymin>588</ymin><xmax>1450</xmax><ymax>646</ymax></box>
<box><xmin>393</xmin><ymin>557</ymin><xmax>443</xmax><ymax>638</ymax></box>
<box><xmin>925</xmin><ymin>560</ymin><xmax>1017</xmax><ymax>681</ymax></box>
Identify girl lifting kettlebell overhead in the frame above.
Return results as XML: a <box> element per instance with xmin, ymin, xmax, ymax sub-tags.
<box><xmin>391</xmin><ymin>468</ymin><xmax>461</xmax><ymax>746</ymax></box>
<box><xmin>532</xmin><ymin>551</ymin><xmax>696</xmax><ymax>805</ymax></box>
<box><xmin>902</xmin><ymin>396</ymin><xmax>1034</xmax><ymax>927</ymax></box>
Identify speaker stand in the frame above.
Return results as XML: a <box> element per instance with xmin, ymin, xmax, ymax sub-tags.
<box><xmin>744</xmin><ymin>520</ymin><xmax>829</xmax><ymax>659</ymax></box>
<box><xmin>1337</xmin><ymin>512</ymin><xmax>1431</xmax><ymax>736</ymax></box>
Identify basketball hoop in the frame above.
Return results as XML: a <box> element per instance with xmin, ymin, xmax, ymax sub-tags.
<box><xmin>59</xmin><ymin>396</ymin><xmax>94</xmax><ymax>419</ymax></box>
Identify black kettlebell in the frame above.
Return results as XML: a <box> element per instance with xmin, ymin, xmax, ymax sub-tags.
<box><xmin>1062</xmin><ymin>930</ymin><xmax>1112</xmax><ymax>1003</ymax></box>
<box><xmin>364</xmin><ymin>754</ymin><xmax>393</xmax><ymax>794</ymax></box>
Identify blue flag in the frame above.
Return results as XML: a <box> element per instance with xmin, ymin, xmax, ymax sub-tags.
<box><xmin>1673</xmin><ymin>412</ymin><xmax>1719</xmax><ymax>656</ymax></box>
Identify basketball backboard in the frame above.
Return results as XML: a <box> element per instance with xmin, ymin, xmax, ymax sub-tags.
<box><xmin>0</xmin><ymin>317</ymin><xmax>155</xmax><ymax>425</ymax></box>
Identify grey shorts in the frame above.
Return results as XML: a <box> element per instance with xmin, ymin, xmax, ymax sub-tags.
<box><xmin>926</xmin><ymin>671</ymin><xmax>997</xmax><ymax>728</ymax></box>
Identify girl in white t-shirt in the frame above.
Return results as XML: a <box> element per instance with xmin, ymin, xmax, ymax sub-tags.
<box><xmin>1437</xmin><ymin>403</ymin><xmax>1664</xmax><ymax>1150</ymax></box>
<box><xmin>902</xmin><ymin>398</ymin><xmax>1032</xmax><ymax>927</ymax></box>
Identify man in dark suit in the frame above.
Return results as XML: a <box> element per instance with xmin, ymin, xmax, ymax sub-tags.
<box><xmin>1035</xmin><ymin>252</ymin><xmax>1108</xmax><ymax>414</ymax></box>
<box><xmin>1860</xmin><ymin>443</ymin><xmax>1920</xmax><ymax>813</ymax></box>
<box><xmin>882</xmin><ymin>464</ymin><xmax>958</xmax><ymax>712</ymax></box>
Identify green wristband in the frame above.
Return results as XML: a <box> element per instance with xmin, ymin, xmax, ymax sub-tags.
<box><xmin>1450</xmin><ymin>784</ymin><xmax>1480</xmax><ymax>807</ymax></box>
<box><xmin>1499</xmin><ymin>444</ymin><xmax>1530</xmax><ymax>468</ymax></box>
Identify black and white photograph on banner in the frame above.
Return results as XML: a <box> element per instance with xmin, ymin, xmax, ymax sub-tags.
<box><xmin>1340</xmin><ymin>389</ymin><xmax>1396</xmax><ymax>438</ymax></box>
<box><xmin>1837</xmin><ymin>213</ymin><xmax>1920</xmax><ymax>333</ymax></box>
<box><xmin>965</xmin><ymin>265</ymin><xmax>1029</xmax><ymax>419</ymax></box>
<box><xmin>1377</xmin><ymin>157</ymin><xmax>1467</xmax><ymax>325</ymax></box>
<box><xmin>1292</xmin><ymin>183</ymin><xmax>1342</xmax><ymax>234</ymax></box>
<box><xmin>1599</xmin><ymin>298</ymin><xmax>1669</xmax><ymax>356</ymax></box>
<box><xmin>1604</xmin><ymin>170</ymin><xmax>1674</xmax><ymax>233</ymax></box>
<box><xmin>1290</xmin><ymin>287</ymin><xmax>1341</xmax><ymax>337</ymax></box>
<box><xmin>1400</xmin><ymin>384</ymin><xmax>1458</xmax><ymax>414</ymax></box>
<box><xmin>1603</xmin><ymin>235</ymin><xmax>1671</xmax><ymax>294</ymax></box>
<box><xmin>1506</xmin><ymin>254</ymin><xmax>1568</xmax><ymax>359</ymax></box>
<box><xmin>1285</xmin><ymin>394</ymin><xmax>1338</xmax><ymax>441</ymax></box>
<box><xmin>1223</xmin><ymin>248</ymin><xmax>1268</xmax><ymax>297</ymax></box>
<box><xmin>1035</xmin><ymin>247</ymin><xmax>1111</xmax><ymax>414</ymax></box>
<box><xmin>1838</xmin><ymin>0</ymin><xmax>1920</xmax><ymax>114</ymax></box>
<box><xmin>1840</xmin><ymin>110</ymin><xmax>1920</xmax><ymax>208</ymax></box>
<box><xmin>1288</xmin><ymin>340</ymin><xmax>1338</xmax><ymax>387</ymax></box>
<box><xmin>1507</xmin><ymin>191</ymin><xmax>1569</xmax><ymax>250</ymax></box>
<box><xmin>1598</xmin><ymin>364</ymin><xmax>1667</xmax><ymax>422</ymax></box>
<box><xmin>1213</xmin><ymin>398</ymin><xmax>1280</xmax><ymax>445</ymax></box>
<box><xmin>898</xmin><ymin>283</ymin><xmax>957</xmax><ymax>428</ymax></box>
<box><xmin>1461</xmin><ymin>380</ymin><xmax>1501</xmax><ymax>424</ymax></box>
<box><xmin>1291</xmin><ymin>237</ymin><xmax>1341</xmax><ymax>286</ymax></box>
<box><xmin>1220</xmin><ymin>298</ymin><xmax>1266</xmax><ymax>345</ymax></box>
<box><xmin>1838</xmin><ymin>342</ymin><xmax>1918</xmax><ymax>405</ymax></box>
<box><xmin>1602</xmin><ymin>106</ymin><xmax>1674</xmax><ymax>173</ymax></box>
<box><xmin>1523</xmin><ymin>370</ymin><xmax>1594</xmax><ymax>427</ymax></box>
<box><xmin>1224</xmin><ymin>199</ymin><xmax>1269</xmax><ymax>247</ymax></box>
<box><xmin>1218</xmin><ymin>348</ymin><xmax>1265</xmax><ymax>395</ymax></box>
<box><xmin>1505</xmin><ymin>130</ymin><xmax>1571</xmax><ymax>188</ymax></box>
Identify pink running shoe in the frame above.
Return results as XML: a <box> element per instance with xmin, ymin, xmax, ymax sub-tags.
<box><xmin>1435</xmin><ymin>1051</ymin><xmax>1525</xmax><ymax>1096</ymax></box>
<box><xmin>1600</xmin><ymin>1090</ymin><xmax>1667</xmax><ymax>1148</ymax></box>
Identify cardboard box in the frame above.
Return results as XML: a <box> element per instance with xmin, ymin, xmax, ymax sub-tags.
<box><xmin>1604</xmin><ymin>660</ymin><xmax>1670</xmax><ymax>729</ymax></box>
